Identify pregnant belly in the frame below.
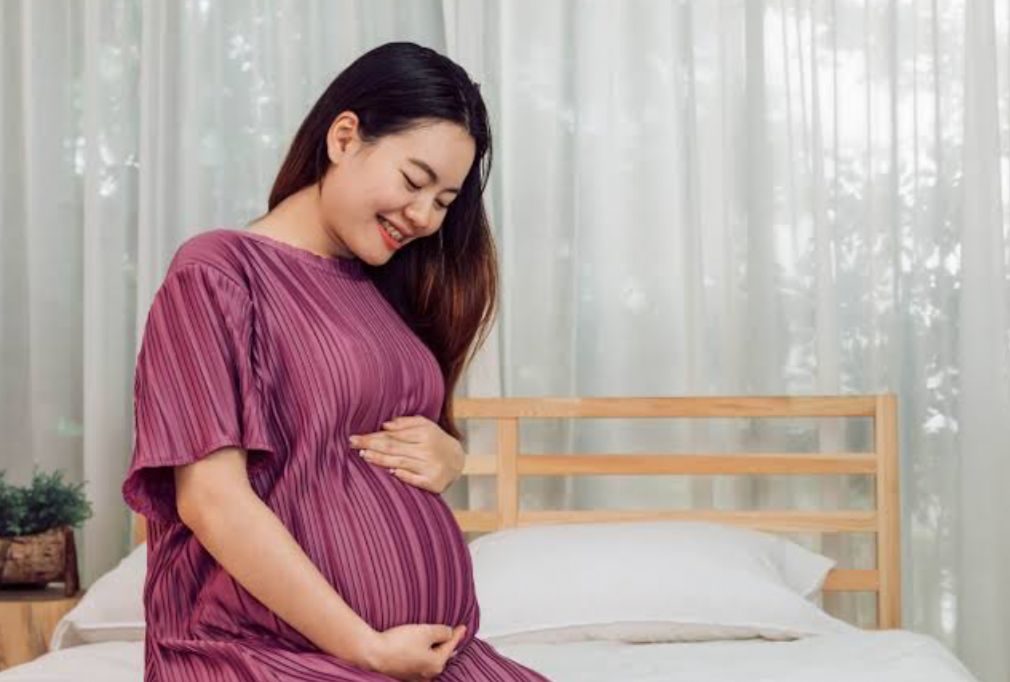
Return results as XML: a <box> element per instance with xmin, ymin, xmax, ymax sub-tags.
<box><xmin>322</xmin><ymin>460</ymin><xmax>479</xmax><ymax>634</ymax></box>
<box><xmin>190</xmin><ymin>455</ymin><xmax>479</xmax><ymax>651</ymax></box>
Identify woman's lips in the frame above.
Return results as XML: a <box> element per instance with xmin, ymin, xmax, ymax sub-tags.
<box><xmin>377</xmin><ymin>221</ymin><xmax>402</xmax><ymax>250</ymax></box>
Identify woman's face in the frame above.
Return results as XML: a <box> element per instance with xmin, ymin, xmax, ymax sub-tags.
<box><xmin>320</xmin><ymin>111</ymin><xmax>476</xmax><ymax>265</ymax></box>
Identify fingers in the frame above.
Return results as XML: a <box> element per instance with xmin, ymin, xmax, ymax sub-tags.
<box><xmin>378</xmin><ymin>426</ymin><xmax>426</xmax><ymax>444</ymax></box>
<box><xmin>448</xmin><ymin>625</ymin><xmax>467</xmax><ymax>659</ymax></box>
<box><xmin>427</xmin><ymin>624</ymin><xmax>454</xmax><ymax>643</ymax></box>
<box><xmin>360</xmin><ymin>447</ymin><xmax>425</xmax><ymax>469</ymax></box>
<box><xmin>387</xmin><ymin>467</ymin><xmax>438</xmax><ymax>493</ymax></box>
<box><xmin>350</xmin><ymin>418</ymin><xmax>429</xmax><ymax>446</ymax></box>
<box><xmin>353</xmin><ymin>432</ymin><xmax>425</xmax><ymax>453</ymax></box>
<box><xmin>382</xmin><ymin>416</ymin><xmax>429</xmax><ymax>430</ymax></box>
<box><xmin>433</xmin><ymin>625</ymin><xmax>466</xmax><ymax>659</ymax></box>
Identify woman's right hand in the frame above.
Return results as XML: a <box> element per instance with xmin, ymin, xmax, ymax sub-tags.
<box><xmin>362</xmin><ymin>623</ymin><xmax>467</xmax><ymax>681</ymax></box>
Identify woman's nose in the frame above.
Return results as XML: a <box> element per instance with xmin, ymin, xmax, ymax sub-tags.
<box><xmin>405</xmin><ymin>203</ymin><xmax>434</xmax><ymax>233</ymax></box>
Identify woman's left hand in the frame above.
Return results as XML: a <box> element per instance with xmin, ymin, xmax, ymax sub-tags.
<box><xmin>350</xmin><ymin>416</ymin><xmax>465</xmax><ymax>494</ymax></box>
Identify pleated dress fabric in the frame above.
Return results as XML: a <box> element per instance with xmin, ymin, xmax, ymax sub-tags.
<box><xmin>121</xmin><ymin>228</ymin><xmax>551</xmax><ymax>681</ymax></box>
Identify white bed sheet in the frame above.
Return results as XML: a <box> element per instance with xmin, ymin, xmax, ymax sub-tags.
<box><xmin>495</xmin><ymin>630</ymin><xmax>979</xmax><ymax>681</ymax></box>
<box><xmin>0</xmin><ymin>630</ymin><xmax>977</xmax><ymax>681</ymax></box>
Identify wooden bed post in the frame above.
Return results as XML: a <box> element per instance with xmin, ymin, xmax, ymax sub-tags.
<box><xmin>875</xmin><ymin>393</ymin><xmax>902</xmax><ymax>629</ymax></box>
<box><xmin>497</xmin><ymin>417</ymin><xmax>520</xmax><ymax>528</ymax></box>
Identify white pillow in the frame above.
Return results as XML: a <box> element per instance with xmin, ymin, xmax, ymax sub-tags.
<box><xmin>468</xmin><ymin>521</ymin><xmax>859</xmax><ymax>645</ymax></box>
<box><xmin>50</xmin><ymin>543</ymin><xmax>147</xmax><ymax>650</ymax></box>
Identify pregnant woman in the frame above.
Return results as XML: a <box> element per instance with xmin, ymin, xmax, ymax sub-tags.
<box><xmin>122</xmin><ymin>42</ymin><xmax>550</xmax><ymax>681</ymax></box>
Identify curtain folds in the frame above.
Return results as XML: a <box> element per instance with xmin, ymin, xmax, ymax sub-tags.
<box><xmin>1</xmin><ymin>1</ymin><xmax>1006</xmax><ymax>679</ymax></box>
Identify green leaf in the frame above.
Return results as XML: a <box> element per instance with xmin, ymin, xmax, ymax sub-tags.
<box><xmin>0</xmin><ymin>468</ymin><xmax>93</xmax><ymax>537</ymax></box>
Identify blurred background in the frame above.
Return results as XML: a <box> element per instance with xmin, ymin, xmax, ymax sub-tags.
<box><xmin>0</xmin><ymin>1</ymin><xmax>1007</xmax><ymax>679</ymax></box>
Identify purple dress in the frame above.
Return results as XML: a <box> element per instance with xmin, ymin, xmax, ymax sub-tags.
<box><xmin>122</xmin><ymin>228</ymin><xmax>550</xmax><ymax>681</ymax></box>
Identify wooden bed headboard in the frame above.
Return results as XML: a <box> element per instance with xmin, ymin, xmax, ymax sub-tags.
<box><xmin>131</xmin><ymin>394</ymin><xmax>900</xmax><ymax>629</ymax></box>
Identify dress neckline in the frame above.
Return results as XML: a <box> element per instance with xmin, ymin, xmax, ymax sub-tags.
<box><xmin>236</xmin><ymin>229</ymin><xmax>366</xmax><ymax>279</ymax></box>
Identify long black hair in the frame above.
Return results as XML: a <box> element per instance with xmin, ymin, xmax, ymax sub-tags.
<box><xmin>264</xmin><ymin>42</ymin><xmax>495</xmax><ymax>440</ymax></box>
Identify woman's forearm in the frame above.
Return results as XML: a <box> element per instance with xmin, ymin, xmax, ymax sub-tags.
<box><xmin>180</xmin><ymin>481</ymin><xmax>381</xmax><ymax>669</ymax></box>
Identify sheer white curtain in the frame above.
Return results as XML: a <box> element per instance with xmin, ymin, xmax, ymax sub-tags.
<box><xmin>0</xmin><ymin>0</ymin><xmax>447</xmax><ymax>582</ymax></box>
<box><xmin>1</xmin><ymin>1</ymin><xmax>1006</xmax><ymax>679</ymax></box>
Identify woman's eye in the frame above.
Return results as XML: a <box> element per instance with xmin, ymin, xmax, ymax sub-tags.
<box><xmin>403</xmin><ymin>172</ymin><xmax>449</xmax><ymax>210</ymax></box>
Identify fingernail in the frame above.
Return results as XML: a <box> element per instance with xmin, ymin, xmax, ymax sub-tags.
<box><xmin>359</xmin><ymin>449</ymin><xmax>367</xmax><ymax>458</ymax></box>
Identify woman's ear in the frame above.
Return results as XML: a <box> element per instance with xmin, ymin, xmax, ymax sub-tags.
<box><xmin>326</xmin><ymin>110</ymin><xmax>361</xmax><ymax>164</ymax></box>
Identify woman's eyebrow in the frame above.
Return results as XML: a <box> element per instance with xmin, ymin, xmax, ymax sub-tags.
<box><xmin>407</xmin><ymin>158</ymin><xmax>460</xmax><ymax>194</ymax></box>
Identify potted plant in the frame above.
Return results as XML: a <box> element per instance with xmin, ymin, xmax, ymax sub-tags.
<box><xmin>0</xmin><ymin>469</ymin><xmax>92</xmax><ymax>596</ymax></box>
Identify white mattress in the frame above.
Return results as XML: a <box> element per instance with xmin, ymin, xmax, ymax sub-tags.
<box><xmin>495</xmin><ymin>630</ymin><xmax>979</xmax><ymax>681</ymax></box>
<box><xmin>0</xmin><ymin>630</ymin><xmax>977</xmax><ymax>681</ymax></box>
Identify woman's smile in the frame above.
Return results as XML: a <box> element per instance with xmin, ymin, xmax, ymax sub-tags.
<box><xmin>377</xmin><ymin>216</ymin><xmax>405</xmax><ymax>250</ymax></box>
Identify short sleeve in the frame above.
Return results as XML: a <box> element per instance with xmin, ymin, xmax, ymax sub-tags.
<box><xmin>122</xmin><ymin>263</ymin><xmax>276</xmax><ymax>524</ymax></box>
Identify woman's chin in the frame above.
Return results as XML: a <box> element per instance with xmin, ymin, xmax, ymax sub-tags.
<box><xmin>355</xmin><ymin>245</ymin><xmax>394</xmax><ymax>267</ymax></box>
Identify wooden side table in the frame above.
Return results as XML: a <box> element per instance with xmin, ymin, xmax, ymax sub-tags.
<box><xmin>0</xmin><ymin>585</ymin><xmax>83</xmax><ymax>670</ymax></box>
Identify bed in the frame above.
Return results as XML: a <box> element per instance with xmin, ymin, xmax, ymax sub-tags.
<box><xmin>0</xmin><ymin>395</ymin><xmax>979</xmax><ymax>681</ymax></box>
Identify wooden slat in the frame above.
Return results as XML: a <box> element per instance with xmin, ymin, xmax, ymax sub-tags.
<box><xmin>520</xmin><ymin>453</ymin><xmax>877</xmax><ymax>475</ymax></box>
<box><xmin>462</xmin><ymin>455</ymin><xmax>497</xmax><ymax>475</ymax></box>
<box><xmin>875</xmin><ymin>394</ymin><xmax>902</xmax><ymax>628</ymax></box>
<box><xmin>464</xmin><ymin>453</ymin><xmax>876</xmax><ymax>476</ymax></box>
<box><xmin>453</xmin><ymin>509</ymin><xmax>876</xmax><ymax>534</ymax></box>
<box><xmin>469</xmin><ymin>510</ymin><xmax>877</xmax><ymax>533</ymax></box>
<box><xmin>454</xmin><ymin>396</ymin><xmax>877</xmax><ymax>419</ymax></box>
<box><xmin>453</xmin><ymin>510</ymin><xmax>499</xmax><ymax>532</ymax></box>
<box><xmin>822</xmin><ymin>569</ymin><xmax>880</xmax><ymax>592</ymax></box>
<box><xmin>497</xmin><ymin>418</ymin><xmax>519</xmax><ymax>528</ymax></box>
